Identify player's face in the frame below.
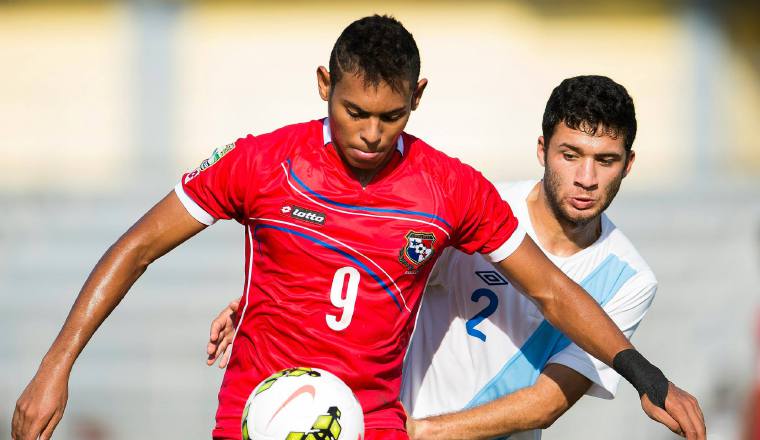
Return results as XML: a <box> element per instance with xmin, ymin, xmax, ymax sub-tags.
<box><xmin>317</xmin><ymin>66</ymin><xmax>427</xmax><ymax>172</ymax></box>
<box><xmin>538</xmin><ymin>122</ymin><xmax>635</xmax><ymax>226</ymax></box>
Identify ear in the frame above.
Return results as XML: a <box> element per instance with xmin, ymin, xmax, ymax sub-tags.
<box><xmin>317</xmin><ymin>66</ymin><xmax>331</xmax><ymax>102</ymax></box>
<box><xmin>622</xmin><ymin>150</ymin><xmax>636</xmax><ymax>178</ymax></box>
<box><xmin>410</xmin><ymin>78</ymin><xmax>428</xmax><ymax>111</ymax></box>
<box><xmin>537</xmin><ymin>136</ymin><xmax>547</xmax><ymax>167</ymax></box>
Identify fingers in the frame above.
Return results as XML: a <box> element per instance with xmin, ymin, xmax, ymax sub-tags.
<box><xmin>215</xmin><ymin>327</ymin><xmax>234</xmax><ymax>368</ymax></box>
<box><xmin>208</xmin><ymin>300</ymin><xmax>240</xmax><ymax>367</ymax></box>
<box><xmin>208</xmin><ymin>323</ymin><xmax>235</xmax><ymax>367</ymax></box>
<box><xmin>37</xmin><ymin>410</ymin><xmax>61</xmax><ymax>440</ymax></box>
<box><xmin>681</xmin><ymin>391</ymin><xmax>706</xmax><ymax>440</ymax></box>
<box><xmin>11</xmin><ymin>404</ymin><xmax>23</xmax><ymax>439</ymax></box>
<box><xmin>644</xmin><ymin>396</ymin><xmax>683</xmax><ymax>436</ymax></box>
<box><xmin>209</xmin><ymin>318</ymin><xmax>222</xmax><ymax>345</ymax></box>
<box><xmin>12</xmin><ymin>400</ymin><xmax>37</xmax><ymax>440</ymax></box>
<box><xmin>219</xmin><ymin>344</ymin><xmax>232</xmax><ymax>369</ymax></box>
<box><xmin>664</xmin><ymin>385</ymin><xmax>706</xmax><ymax>440</ymax></box>
<box><xmin>210</xmin><ymin>302</ymin><xmax>236</xmax><ymax>342</ymax></box>
<box><xmin>12</xmin><ymin>403</ymin><xmax>51</xmax><ymax>440</ymax></box>
<box><xmin>207</xmin><ymin>327</ymin><xmax>222</xmax><ymax>365</ymax></box>
<box><xmin>229</xmin><ymin>300</ymin><xmax>240</xmax><ymax>312</ymax></box>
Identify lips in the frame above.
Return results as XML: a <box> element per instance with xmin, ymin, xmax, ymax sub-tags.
<box><xmin>569</xmin><ymin>196</ymin><xmax>596</xmax><ymax>210</ymax></box>
<box><xmin>350</xmin><ymin>148</ymin><xmax>384</xmax><ymax>161</ymax></box>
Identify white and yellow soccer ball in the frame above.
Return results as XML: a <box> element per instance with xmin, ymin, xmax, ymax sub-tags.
<box><xmin>241</xmin><ymin>367</ymin><xmax>364</xmax><ymax>440</ymax></box>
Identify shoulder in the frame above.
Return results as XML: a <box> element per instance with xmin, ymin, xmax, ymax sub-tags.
<box><xmin>233</xmin><ymin>119</ymin><xmax>322</xmax><ymax>166</ymax></box>
<box><xmin>403</xmin><ymin>133</ymin><xmax>483</xmax><ymax>178</ymax></box>
<box><xmin>237</xmin><ymin>119</ymin><xmax>322</xmax><ymax>151</ymax></box>
<box><xmin>601</xmin><ymin>215</ymin><xmax>658</xmax><ymax>292</ymax></box>
<box><xmin>494</xmin><ymin>180</ymin><xmax>537</xmax><ymax>205</ymax></box>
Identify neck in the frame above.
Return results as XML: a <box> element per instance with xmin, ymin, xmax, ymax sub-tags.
<box><xmin>526</xmin><ymin>181</ymin><xmax>602</xmax><ymax>257</ymax></box>
<box><xmin>354</xmin><ymin>168</ymin><xmax>378</xmax><ymax>188</ymax></box>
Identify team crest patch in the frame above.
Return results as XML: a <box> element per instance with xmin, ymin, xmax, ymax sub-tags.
<box><xmin>185</xmin><ymin>142</ymin><xmax>235</xmax><ymax>183</ymax></box>
<box><xmin>398</xmin><ymin>231</ymin><xmax>436</xmax><ymax>273</ymax></box>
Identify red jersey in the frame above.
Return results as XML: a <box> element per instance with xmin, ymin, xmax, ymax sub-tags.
<box><xmin>176</xmin><ymin>119</ymin><xmax>524</xmax><ymax>439</ymax></box>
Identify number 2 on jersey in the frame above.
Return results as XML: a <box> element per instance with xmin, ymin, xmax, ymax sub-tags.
<box><xmin>326</xmin><ymin>266</ymin><xmax>360</xmax><ymax>331</ymax></box>
<box><xmin>466</xmin><ymin>288</ymin><xmax>499</xmax><ymax>342</ymax></box>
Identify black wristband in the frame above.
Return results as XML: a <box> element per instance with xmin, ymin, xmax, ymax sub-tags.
<box><xmin>612</xmin><ymin>349</ymin><xmax>669</xmax><ymax>410</ymax></box>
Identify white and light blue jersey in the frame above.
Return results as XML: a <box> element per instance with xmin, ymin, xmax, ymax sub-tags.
<box><xmin>400</xmin><ymin>180</ymin><xmax>658</xmax><ymax>440</ymax></box>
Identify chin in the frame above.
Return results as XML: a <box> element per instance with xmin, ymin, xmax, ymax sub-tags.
<box><xmin>346</xmin><ymin>157</ymin><xmax>382</xmax><ymax>171</ymax></box>
<box><xmin>345</xmin><ymin>149</ymin><xmax>392</xmax><ymax>170</ymax></box>
<box><xmin>563</xmin><ymin>205</ymin><xmax>602</xmax><ymax>226</ymax></box>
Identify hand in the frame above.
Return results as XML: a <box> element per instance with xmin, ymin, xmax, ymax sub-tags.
<box><xmin>207</xmin><ymin>300</ymin><xmax>239</xmax><ymax>368</ymax></box>
<box><xmin>406</xmin><ymin>417</ymin><xmax>420</xmax><ymax>440</ymax></box>
<box><xmin>401</xmin><ymin>402</ymin><xmax>432</xmax><ymax>440</ymax></box>
<box><xmin>642</xmin><ymin>382</ymin><xmax>706</xmax><ymax>440</ymax></box>
<box><xmin>12</xmin><ymin>367</ymin><xmax>70</xmax><ymax>440</ymax></box>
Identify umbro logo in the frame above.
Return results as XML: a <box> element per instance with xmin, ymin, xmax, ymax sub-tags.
<box><xmin>281</xmin><ymin>205</ymin><xmax>326</xmax><ymax>226</ymax></box>
<box><xmin>475</xmin><ymin>270</ymin><xmax>509</xmax><ymax>286</ymax></box>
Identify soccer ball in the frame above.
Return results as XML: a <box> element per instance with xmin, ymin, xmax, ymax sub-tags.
<box><xmin>241</xmin><ymin>367</ymin><xmax>364</xmax><ymax>440</ymax></box>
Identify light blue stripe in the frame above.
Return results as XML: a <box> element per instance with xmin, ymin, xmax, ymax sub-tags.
<box><xmin>286</xmin><ymin>159</ymin><xmax>453</xmax><ymax>228</ymax></box>
<box><xmin>465</xmin><ymin>254</ymin><xmax>637</xmax><ymax>415</ymax></box>
<box><xmin>253</xmin><ymin>224</ymin><xmax>402</xmax><ymax>312</ymax></box>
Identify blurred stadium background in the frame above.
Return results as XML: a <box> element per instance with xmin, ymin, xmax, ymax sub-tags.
<box><xmin>1</xmin><ymin>0</ymin><xmax>759</xmax><ymax>438</ymax></box>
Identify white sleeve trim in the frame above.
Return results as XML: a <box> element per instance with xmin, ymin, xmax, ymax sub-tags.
<box><xmin>547</xmin><ymin>350</ymin><xmax>619</xmax><ymax>400</ymax></box>
<box><xmin>487</xmin><ymin>224</ymin><xmax>526</xmax><ymax>263</ymax></box>
<box><xmin>174</xmin><ymin>183</ymin><xmax>217</xmax><ymax>226</ymax></box>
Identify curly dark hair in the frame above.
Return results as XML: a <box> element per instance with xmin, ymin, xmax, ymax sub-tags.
<box><xmin>329</xmin><ymin>15</ymin><xmax>420</xmax><ymax>94</ymax></box>
<box><xmin>542</xmin><ymin>75</ymin><xmax>637</xmax><ymax>151</ymax></box>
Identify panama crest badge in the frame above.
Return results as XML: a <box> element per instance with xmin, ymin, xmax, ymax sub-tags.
<box><xmin>399</xmin><ymin>231</ymin><xmax>436</xmax><ymax>274</ymax></box>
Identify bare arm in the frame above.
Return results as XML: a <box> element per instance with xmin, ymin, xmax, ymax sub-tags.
<box><xmin>496</xmin><ymin>236</ymin><xmax>630</xmax><ymax>366</ymax></box>
<box><xmin>495</xmin><ymin>235</ymin><xmax>705</xmax><ymax>439</ymax></box>
<box><xmin>409</xmin><ymin>364</ymin><xmax>591</xmax><ymax>440</ymax></box>
<box><xmin>12</xmin><ymin>191</ymin><xmax>206</xmax><ymax>440</ymax></box>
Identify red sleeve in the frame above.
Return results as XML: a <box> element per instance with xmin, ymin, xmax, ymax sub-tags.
<box><xmin>450</xmin><ymin>162</ymin><xmax>525</xmax><ymax>262</ymax></box>
<box><xmin>175</xmin><ymin>135</ymin><xmax>259</xmax><ymax>224</ymax></box>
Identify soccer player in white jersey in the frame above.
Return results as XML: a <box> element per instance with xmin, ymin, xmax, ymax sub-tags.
<box><xmin>206</xmin><ymin>75</ymin><xmax>705</xmax><ymax>439</ymax></box>
<box><xmin>398</xmin><ymin>75</ymin><xmax>667</xmax><ymax>439</ymax></box>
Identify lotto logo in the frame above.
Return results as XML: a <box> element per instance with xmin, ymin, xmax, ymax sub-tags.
<box><xmin>281</xmin><ymin>205</ymin><xmax>326</xmax><ymax>226</ymax></box>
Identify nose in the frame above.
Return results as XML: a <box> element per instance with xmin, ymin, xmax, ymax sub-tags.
<box><xmin>360</xmin><ymin>118</ymin><xmax>382</xmax><ymax>149</ymax></box>
<box><xmin>575</xmin><ymin>158</ymin><xmax>598</xmax><ymax>190</ymax></box>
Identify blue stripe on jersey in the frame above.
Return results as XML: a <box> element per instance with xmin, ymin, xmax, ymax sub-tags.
<box><xmin>286</xmin><ymin>159</ymin><xmax>453</xmax><ymax>228</ymax></box>
<box><xmin>253</xmin><ymin>223</ymin><xmax>403</xmax><ymax>312</ymax></box>
<box><xmin>465</xmin><ymin>254</ymin><xmax>637</xmax><ymax>418</ymax></box>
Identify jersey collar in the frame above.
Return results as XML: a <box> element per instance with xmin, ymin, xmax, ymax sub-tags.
<box><xmin>322</xmin><ymin>117</ymin><xmax>404</xmax><ymax>156</ymax></box>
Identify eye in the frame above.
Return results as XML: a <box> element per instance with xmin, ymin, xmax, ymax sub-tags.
<box><xmin>562</xmin><ymin>152</ymin><xmax>577</xmax><ymax>161</ymax></box>
<box><xmin>381</xmin><ymin>113</ymin><xmax>404</xmax><ymax>122</ymax></box>
<box><xmin>598</xmin><ymin>158</ymin><xmax>616</xmax><ymax>166</ymax></box>
<box><xmin>346</xmin><ymin>109</ymin><xmax>361</xmax><ymax>120</ymax></box>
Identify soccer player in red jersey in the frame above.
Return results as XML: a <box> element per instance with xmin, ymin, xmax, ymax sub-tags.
<box><xmin>13</xmin><ymin>15</ymin><xmax>704</xmax><ymax>440</ymax></box>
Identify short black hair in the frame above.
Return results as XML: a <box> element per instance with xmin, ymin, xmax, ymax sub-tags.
<box><xmin>329</xmin><ymin>15</ymin><xmax>420</xmax><ymax>94</ymax></box>
<box><xmin>542</xmin><ymin>75</ymin><xmax>637</xmax><ymax>151</ymax></box>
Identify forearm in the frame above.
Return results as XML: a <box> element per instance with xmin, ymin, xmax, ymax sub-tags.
<box><xmin>410</xmin><ymin>364</ymin><xmax>590</xmax><ymax>440</ymax></box>
<box><xmin>540</xmin><ymin>270</ymin><xmax>632</xmax><ymax>366</ymax></box>
<box><xmin>498</xmin><ymin>237</ymin><xmax>631</xmax><ymax>367</ymax></box>
<box><xmin>40</xmin><ymin>238</ymin><xmax>151</xmax><ymax>372</ymax></box>
<box><xmin>38</xmin><ymin>191</ymin><xmax>204</xmax><ymax>374</ymax></box>
<box><xmin>412</xmin><ymin>386</ymin><xmax>554</xmax><ymax>440</ymax></box>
